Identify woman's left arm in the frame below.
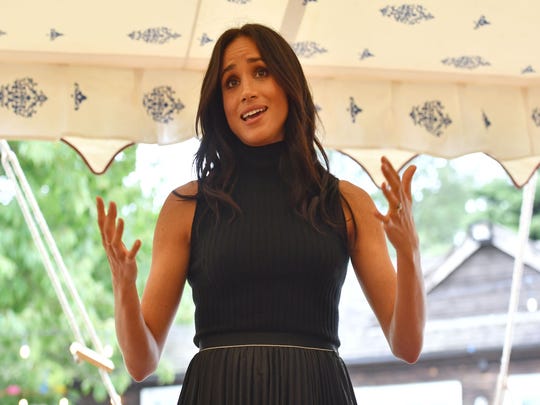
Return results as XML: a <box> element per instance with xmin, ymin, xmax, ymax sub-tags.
<box><xmin>340</xmin><ymin>156</ymin><xmax>426</xmax><ymax>363</ymax></box>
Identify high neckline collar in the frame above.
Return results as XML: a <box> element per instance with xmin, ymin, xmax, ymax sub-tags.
<box><xmin>232</xmin><ymin>137</ymin><xmax>285</xmax><ymax>168</ymax></box>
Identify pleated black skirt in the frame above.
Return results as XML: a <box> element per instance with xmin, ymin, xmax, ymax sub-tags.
<box><xmin>177</xmin><ymin>344</ymin><xmax>358</xmax><ymax>405</ymax></box>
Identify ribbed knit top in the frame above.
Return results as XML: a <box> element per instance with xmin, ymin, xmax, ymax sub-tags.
<box><xmin>187</xmin><ymin>140</ymin><xmax>349</xmax><ymax>348</ymax></box>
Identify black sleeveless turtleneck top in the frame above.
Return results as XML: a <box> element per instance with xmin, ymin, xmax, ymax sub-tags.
<box><xmin>187</xmin><ymin>140</ymin><xmax>349</xmax><ymax>348</ymax></box>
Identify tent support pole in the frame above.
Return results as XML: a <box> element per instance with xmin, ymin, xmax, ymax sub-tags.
<box><xmin>493</xmin><ymin>171</ymin><xmax>537</xmax><ymax>405</ymax></box>
<box><xmin>0</xmin><ymin>140</ymin><xmax>121</xmax><ymax>405</ymax></box>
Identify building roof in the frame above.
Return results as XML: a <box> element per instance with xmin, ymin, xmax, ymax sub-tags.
<box><xmin>339</xmin><ymin>222</ymin><xmax>540</xmax><ymax>364</ymax></box>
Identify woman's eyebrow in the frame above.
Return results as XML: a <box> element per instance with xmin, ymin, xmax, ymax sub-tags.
<box><xmin>221</xmin><ymin>57</ymin><xmax>264</xmax><ymax>78</ymax></box>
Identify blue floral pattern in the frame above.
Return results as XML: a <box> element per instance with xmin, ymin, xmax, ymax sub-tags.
<box><xmin>410</xmin><ymin>100</ymin><xmax>452</xmax><ymax>137</ymax></box>
<box><xmin>128</xmin><ymin>27</ymin><xmax>181</xmax><ymax>44</ymax></box>
<box><xmin>291</xmin><ymin>41</ymin><xmax>327</xmax><ymax>58</ymax></box>
<box><xmin>143</xmin><ymin>86</ymin><xmax>184</xmax><ymax>124</ymax></box>
<box><xmin>380</xmin><ymin>4</ymin><xmax>434</xmax><ymax>25</ymax></box>
<box><xmin>0</xmin><ymin>0</ymin><xmax>537</xmax><ymax>184</ymax></box>
<box><xmin>0</xmin><ymin>77</ymin><xmax>48</xmax><ymax>118</ymax></box>
<box><xmin>0</xmin><ymin>27</ymin><xmax>86</xmax><ymax>118</ymax></box>
<box><xmin>442</xmin><ymin>56</ymin><xmax>490</xmax><ymax>69</ymax></box>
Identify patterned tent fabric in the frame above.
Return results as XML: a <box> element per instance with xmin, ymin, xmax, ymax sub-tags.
<box><xmin>1</xmin><ymin>0</ymin><xmax>539</xmax><ymax>185</ymax></box>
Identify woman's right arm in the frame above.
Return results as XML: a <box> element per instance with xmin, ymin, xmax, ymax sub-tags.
<box><xmin>96</xmin><ymin>181</ymin><xmax>197</xmax><ymax>381</ymax></box>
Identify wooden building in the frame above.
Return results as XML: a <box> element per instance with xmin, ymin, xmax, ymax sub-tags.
<box><xmin>343</xmin><ymin>222</ymin><xmax>540</xmax><ymax>404</ymax></box>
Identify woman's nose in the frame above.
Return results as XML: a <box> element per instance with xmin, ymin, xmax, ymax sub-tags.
<box><xmin>241</xmin><ymin>79</ymin><xmax>257</xmax><ymax>102</ymax></box>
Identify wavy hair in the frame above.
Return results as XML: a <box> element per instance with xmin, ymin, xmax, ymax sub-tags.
<box><xmin>194</xmin><ymin>23</ymin><xmax>343</xmax><ymax>232</ymax></box>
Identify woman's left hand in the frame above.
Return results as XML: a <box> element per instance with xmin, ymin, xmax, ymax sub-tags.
<box><xmin>374</xmin><ymin>156</ymin><xmax>419</xmax><ymax>251</ymax></box>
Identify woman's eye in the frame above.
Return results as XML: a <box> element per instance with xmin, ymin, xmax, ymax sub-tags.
<box><xmin>255</xmin><ymin>68</ymin><xmax>268</xmax><ymax>78</ymax></box>
<box><xmin>225</xmin><ymin>77</ymin><xmax>239</xmax><ymax>89</ymax></box>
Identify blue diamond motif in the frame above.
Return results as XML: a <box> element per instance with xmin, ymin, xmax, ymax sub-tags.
<box><xmin>532</xmin><ymin>108</ymin><xmax>540</xmax><ymax>127</ymax></box>
<box><xmin>0</xmin><ymin>77</ymin><xmax>48</xmax><ymax>118</ymax></box>
<box><xmin>522</xmin><ymin>65</ymin><xmax>535</xmax><ymax>74</ymax></box>
<box><xmin>474</xmin><ymin>15</ymin><xmax>490</xmax><ymax>29</ymax></box>
<box><xmin>49</xmin><ymin>28</ymin><xmax>64</xmax><ymax>41</ymax></box>
<box><xmin>359</xmin><ymin>49</ymin><xmax>374</xmax><ymax>60</ymax></box>
<box><xmin>347</xmin><ymin>97</ymin><xmax>363</xmax><ymax>123</ymax></box>
<box><xmin>199</xmin><ymin>33</ymin><xmax>213</xmax><ymax>46</ymax></box>
<box><xmin>72</xmin><ymin>83</ymin><xmax>87</xmax><ymax>111</ymax></box>
<box><xmin>482</xmin><ymin>111</ymin><xmax>491</xmax><ymax>128</ymax></box>
<box><xmin>143</xmin><ymin>86</ymin><xmax>185</xmax><ymax>124</ymax></box>
<box><xmin>410</xmin><ymin>100</ymin><xmax>452</xmax><ymax>137</ymax></box>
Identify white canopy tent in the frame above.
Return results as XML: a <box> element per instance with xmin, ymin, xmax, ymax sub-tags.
<box><xmin>1</xmin><ymin>1</ymin><xmax>539</xmax><ymax>403</ymax></box>
<box><xmin>1</xmin><ymin>0</ymin><xmax>540</xmax><ymax>184</ymax></box>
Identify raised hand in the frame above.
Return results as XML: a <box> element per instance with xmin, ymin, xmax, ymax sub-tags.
<box><xmin>374</xmin><ymin>156</ymin><xmax>419</xmax><ymax>251</ymax></box>
<box><xmin>96</xmin><ymin>196</ymin><xmax>142</xmax><ymax>284</ymax></box>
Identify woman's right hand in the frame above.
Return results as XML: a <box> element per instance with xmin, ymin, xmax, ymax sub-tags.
<box><xmin>96</xmin><ymin>196</ymin><xmax>142</xmax><ymax>284</ymax></box>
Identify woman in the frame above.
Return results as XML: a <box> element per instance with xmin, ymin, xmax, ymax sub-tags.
<box><xmin>97</xmin><ymin>23</ymin><xmax>425</xmax><ymax>405</ymax></box>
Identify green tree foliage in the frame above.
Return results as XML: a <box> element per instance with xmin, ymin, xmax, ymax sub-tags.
<box><xmin>410</xmin><ymin>156</ymin><xmax>478</xmax><ymax>257</ymax></box>
<box><xmin>328</xmin><ymin>151</ymin><xmax>480</xmax><ymax>258</ymax></box>
<box><xmin>328</xmin><ymin>151</ymin><xmax>539</xmax><ymax>258</ymax></box>
<box><xmin>470</xmin><ymin>176</ymin><xmax>540</xmax><ymax>239</ymax></box>
<box><xmin>402</xmin><ymin>155</ymin><xmax>540</xmax><ymax>253</ymax></box>
<box><xmin>0</xmin><ymin>141</ymin><xmax>187</xmax><ymax>403</ymax></box>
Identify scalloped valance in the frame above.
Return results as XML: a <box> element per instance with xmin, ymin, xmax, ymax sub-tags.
<box><xmin>1</xmin><ymin>0</ymin><xmax>539</xmax><ymax>186</ymax></box>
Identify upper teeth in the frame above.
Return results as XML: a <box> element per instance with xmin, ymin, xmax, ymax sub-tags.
<box><xmin>242</xmin><ymin>108</ymin><xmax>266</xmax><ymax>120</ymax></box>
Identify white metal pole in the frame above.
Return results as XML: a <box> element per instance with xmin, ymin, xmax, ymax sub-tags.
<box><xmin>1</xmin><ymin>140</ymin><xmax>85</xmax><ymax>343</ymax></box>
<box><xmin>493</xmin><ymin>171</ymin><xmax>538</xmax><ymax>405</ymax></box>
<box><xmin>1</xmin><ymin>140</ymin><xmax>121</xmax><ymax>405</ymax></box>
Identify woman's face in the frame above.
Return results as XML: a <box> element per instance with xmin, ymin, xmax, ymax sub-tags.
<box><xmin>221</xmin><ymin>36</ymin><xmax>288</xmax><ymax>147</ymax></box>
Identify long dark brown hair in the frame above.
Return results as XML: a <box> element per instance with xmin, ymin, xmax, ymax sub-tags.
<box><xmin>194</xmin><ymin>23</ymin><xmax>343</xmax><ymax>232</ymax></box>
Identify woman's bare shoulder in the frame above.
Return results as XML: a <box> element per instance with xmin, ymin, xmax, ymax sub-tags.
<box><xmin>158</xmin><ymin>181</ymin><xmax>198</xmax><ymax>227</ymax></box>
<box><xmin>171</xmin><ymin>180</ymin><xmax>198</xmax><ymax>199</ymax></box>
<box><xmin>338</xmin><ymin>179</ymin><xmax>373</xmax><ymax>206</ymax></box>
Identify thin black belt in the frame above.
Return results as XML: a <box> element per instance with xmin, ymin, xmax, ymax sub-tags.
<box><xmin>198</xmin><ymin>332</ymin><xmax>338</xmax><ymax>352</ymax></box>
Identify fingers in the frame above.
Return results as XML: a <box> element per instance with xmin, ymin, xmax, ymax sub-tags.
<box><xmin>96</xmin><ymin>197</ymin><xmax>110</xmax><ymax>246</ymax></box>
<box><xmin>103</xmin><ymin>202</ymin><xmax>117</xmax><ymax>245</ymax></box>
<box><xmin>96</xmin><ymin>197</ymin><xmax>141</xmax><ymax>261</ymax></box>
<box><xmin>381</xmin><ymin>181</ymin><xmax>400</xmax><ymax>212</ymax></box>
<box><xmin>376</xmin><ymin>157</ymin><xmax>418</xmax><ymax>225</ymax></box>
<box><xmin>113</xmin><ymin>217</ymin><xmax>124</xmax><ymax>246</ymax></box>
<box><xmin>380</xmin><ymin>156</ymin><xmax>401</xmax><ymax>190</ymax></box>
<box><xmin>380</xmin><ymin>157</ymin><xmax>402</xmax><ymax>211</ymax></box>
<box><xmin>97</xmin><ymin>198</ymin><xmax>119</xmax><ymax>245</ymax></box>
<box><xmin>380</xmin><ymin>157</ymin><xmax>417</xmax><ymax>202</ymax></box>
<box><xmin>401</xmin><ymin>165</ymin><xmax>417</xmax><ymax>202</ymax></box>
<box><xmin>96</xmin><ymin>196</ymin><xmax>105</xmax><ymax>228</ymax></box>
<box><xmin>127</xmin><ymin>239</ymin><xmax>142</xmax><ymax>260</ymax></box>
